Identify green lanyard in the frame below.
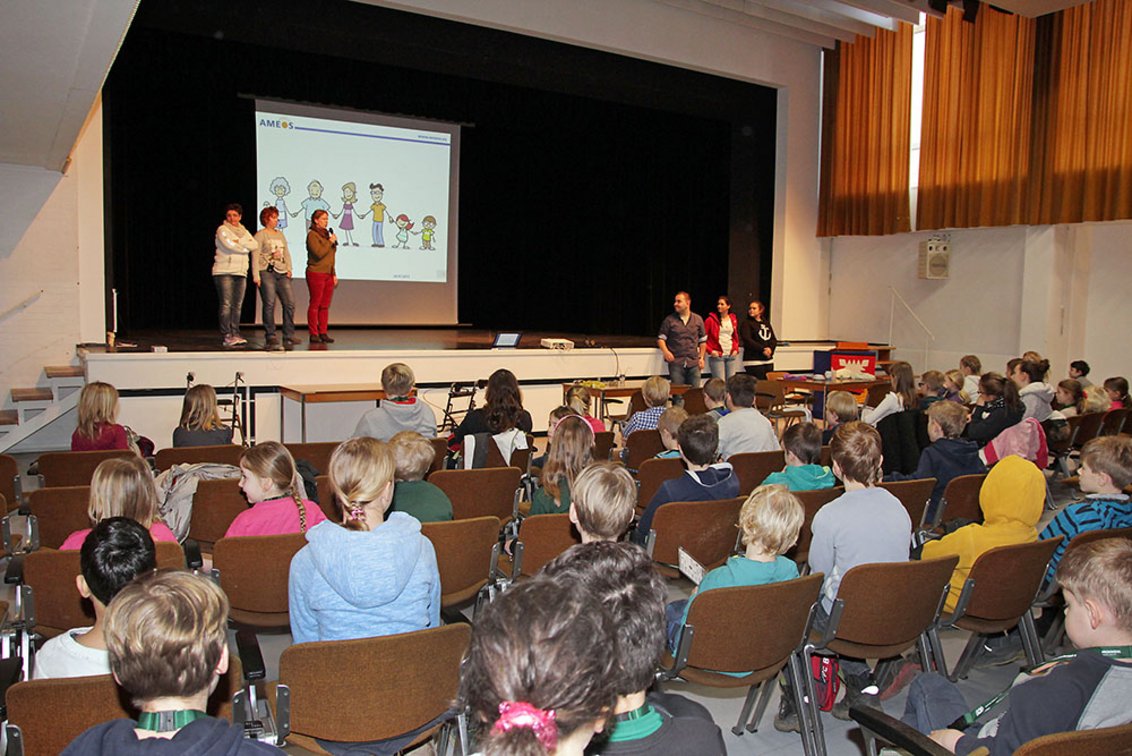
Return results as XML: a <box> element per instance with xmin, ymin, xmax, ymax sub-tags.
<box><xmin>136</xmin><ymin>710</ymin><xmax>208</xmax><ymax>733</ymax></box>
<box><xmin>948</xmin><ymin>646</ymin><xmax>1132</xmax><ymax>730</ymax></box>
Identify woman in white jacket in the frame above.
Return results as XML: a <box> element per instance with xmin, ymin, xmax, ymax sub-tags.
<box><xmin>212</xmin><ymin>203</ymin><xmax>258</xmax><ymax>347</ymax></box>
<box><xmin>1012</xmin><ymin>357</ymin><xmax>1055</xmax><ymax>422</ymax></box>
<box><xmin>862</xmin><ymin>361</ymin><xmax>918</xmax><ymax>426</ymax></box>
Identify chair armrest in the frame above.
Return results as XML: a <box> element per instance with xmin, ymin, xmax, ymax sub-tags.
<box><xmin>235</xmin><ymin>629</ymin><xmax>266</xmax><ymax>681</ymax></box>
<box><xmin>183</xmin><ymin>538</ymin><xmax>204</xmax><ymax>571</ymax></box>
<box><xmin>848</xmin><ymin>705</ymin><xmax>955</xmax><ymax>756</ymax></box>
<box><xmin>4</xmin><ymin>555</ymin><xmax>24</xmax><ymax>585</ymax></box>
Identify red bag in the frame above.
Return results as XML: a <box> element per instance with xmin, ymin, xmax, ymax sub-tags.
<box><xmin>811</xmin><ymin>656</ymin><xmax>841</xmax><ymax>712</ymax></box>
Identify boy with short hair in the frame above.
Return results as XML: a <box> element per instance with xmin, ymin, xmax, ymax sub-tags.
<box><xmin>887</xmin><ymin>401</ymin><xmax>983</xmax><ymax>522</ymax></box>
<box><xmin>717</xmin><ymin>373</ymin><xmax>779</xmax><ymax>459</ymax></box>
<box><xmin>542</xmin><ymin>542</ymin><xmax>726</xmax><ymax>755</ymax></box>
<box><xmin>702</xmin><ymin>378</ymin><xmax>729</xmax><ymax>418</ymax></box>
<box><xmin>822</xmin><ymin>390</ymin><xmax>858</xmax><ymax>445</ymax></box>
<box><xmin>959</xmin><ymin>355</ymin><xmax>982</xmax><ymax>400</ymax></box>
<box><xmin>918</xmin><ymin>370</ymin><xmax>947</xmax><ymax>410</ymax></box>
<box><xmin>1069</xmin><ymin>359</ymin><xmax>1092</xmax><ymax>389</ymax></box>
<box><xmin>388</xmin><ymin>430</ymin><xmax>453</xmax><ymax>522</ymax></box>
<box><xmin>569</xmin><ymin>462</ymin><xmax>638</xmax><ymax>543</ymax></box>
<box><xmin>634</xmin><ymin>415</ymin><xmax>739</xmax><ymax>543</ymax></box>
<box><xmin>34</xmin><ymin>517</ymin><xmax>157</xmax><ymax>680</ymax></box>
<box><xmin>761</xmin><ymin>422</ymin><xmax>835</xmax><ymax>491</ymax></box>
<box><xmin>64</xmin><ymin>570</ymin><xmax>277</xmax><ymax>753</ymax></box>
<box><xmin>654</xmin><ymin>406</ymin><xmax>688</xmax><ymax>459</ymax></box>
<box><xmin>919</xmin><ymin>539</ymin><xmax>1132</xmax><ymax>753</ymax></box>
<box><xmin>622</xmin><ymin>376</ymin><xmax>671</xmax><ymax>439</ymax></box>
<box><xmin>1040</xmin><ymin>436</ymin><xmax>1132</xmax><ymax>583</ymax></box>
<box><xmin>352</xmin><ymin>362</ymin><xmax>437</xmax><ymax>441</ymax></box>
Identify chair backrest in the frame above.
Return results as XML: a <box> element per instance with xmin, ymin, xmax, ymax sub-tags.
<box><xmin>878</xmin><ymin>478</ymin><xmax>937</xmax><ymax>529</ymax></box>
<box><xmin>154</xmin><ymin>444</ymin><xmax>244</xmax><ymax>471</ymax></box>
<box><xmin>866</xmin><ymin>382</ymin><xmax>893</xmax><ymax>408</ymax></box>
<box><xmin>827</xmin><ymin>555</ymin><xmax>959</xmax><ymax>660</ymax></box>
<box><xmin>787</xmin><ymin>486</ymin><xmax>844</xmax><ymax>564</ymax></box>
<box><xmin>1065</xmin><ymin>526</ymin><xmax>1132</xmax><ymax>550</ymax></box>
<box><xmin>962</xmin><ymin>538</ymin><xmax>1063</xmax><ymax>624</ymax></box>
<box><xmin>0</xmin><ymin>453</ymin><xmax>19</xmax><ymax>508</ymax></box>
<box><xmin>754</xmin><ymin>380</ymin><xmax>785</xmax><ymax>414</ymax></box>
<box><xmin>1013</xmin><ymin>721</ymin><xmax>1132</xmax><ymax>755</ymax></box>
<box><xmin>681</xmin><ymin>574</ymin><xmax>824</xmax><ymax>678</ymax></box>
<box><xmin>877</xmin><ymin>409</ymin><xmax>929</xmax><ymax>475</ymax></box>
<box><xmin>938</xmin><ymin>473</ymin><xmax>988</xmax><ymax>524</ymax></box>
<box><xmin>729</xmin><ymin>450</ymin><xmax>787</xmax><ymax>496</ymax></box>
<box><xmin>483</xmin><ymin>434</ymin><xmax>532</xmax><ymax>471</ymax></box>
<box><xmin>681</xmin><ymin>387</ymin><xmax>707</xmax><ymax>415</ymax></box>
<box><xmin>427</xmin><ymin>436</ymin><xmax>449</xmax><ymax>475</ymax></box>
<box><xmin>24</xmin><ymin>548</ymin><xmax>89</xmax><ymax>636</ymax></box>
<box><xmin>188</xmin><ymin>479</ymin><xmax>249</xmax><ymax>550</ymax></box>
<box><xmin>37</xmin><ymin>450</ymin><xmax>134</xmax><ymax>488</ymax></box>
<box><xmin>650</xmin><ymin>497</ymin><xmax>744</xmax><ymax>571</ymax></box>
<box><xmin>278</xmin><ymin>624</ymin><xmax>471</xmax><ymax>743</ymax></box>
<box><xmin>592</xmin><ymin>431</ymin><xmax>615</xmax><ymax>462</ymax></box>
<box><xmin>421</xmin><ymin>516</ymin><xmax>501</xmax><ymax>607</ymax></box>
<box><xmin>1073</xmin><ymin>411</ymin><xmax>1105</xmax><ymax>449</ymax></box>
<box><xmin>636</xmin><ymin>458</ymin><xmax>685</xmax><ymax>514</ymax></box>
<box><xmin>820</xmin><ymin>444</ymin><xmax>832</xmax><ymax>468</ymax></box>
<box><xmin>1100</xmin><ymin>408</ymin><xmax>1130</xmax><ymax>437</ymax></box>
<box><xmin>29</xmin><ymin>486</ymin><xmax>90</xmax><ymax>550</ymax></box>
<box><xmin>515</xmin><ymin>514</ymin><xmax>581</xmax><ymax>577</ymax></box>
<box><xmin>154</xmin><ymin>540</ymin><xmax>186</xmax><ymax>570</ymax></box>
<box><xmin>314</xmin><ymin>474</ymin><xmax>338</xmax><ymax>521</ymax></box>
<box><xmin>625</xmin><ymin>430</ymin><xmax>665</xmax><ymax>470</ymax></box>
<box><xmin>627</xmin><ymin>390</ymin><xmax>647</xmax><ymax>417</ymax></box>
<box><xmin>429</xmin><ymin>467</ymin><xmax>522</xmax><ymax>521</ymax></box>
<box><xmin>285</xmin><ymin>441</ymin><xmax>339</xmax><ymax>475</ymax></box>
<box><xmin>213</xmin><ymin>532</ymin><xmax>307</xmax><ymax>626</ymax></box>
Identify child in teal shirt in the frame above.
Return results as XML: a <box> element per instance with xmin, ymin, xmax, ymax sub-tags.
<box><xmin>761</xmin><ymin>422</ymin><xmax>835</xmax><ymax>492</ymax></box>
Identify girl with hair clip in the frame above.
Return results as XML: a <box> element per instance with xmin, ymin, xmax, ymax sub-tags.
<box><xmin>861</xmin><ymin>361</ymin><xmax>918</xmax><ymax>427</ymax></box>
<box><xmin>1054</xmin><ymin>379</ymin><xmax>1086</xmax><ymax>418</ymax></box>
<box><xmin>288</xmin><ymin>437</ymin><xmax>439</xmax><ymax>644</ymax></box>
<box><xmin>59</xmin><ymin>456</ymin><xmax>177</xmax><ymax>549</ymax></box>
<box><xmin>565</xmin><ymin>385</ymin><xmax>606</xmax><ymax>434</ymax></box>
<box><xmin>966</xmin><ymin>372</ymin><xmax>1024</xmax><ymax>447</ymax></box>
<box><xmin>225</xmin><ymin>441</ymin><xmax>326</xmax><ymax>538</ymax></box>
<box><xmin>71</xmin><ymin>382</ymin><xmax>129</xmax><ymax>452</ymax></box>
<box><xmin>530</xmin><ymin>415</ymin><xmax>594</xmax><ymax>515</ymax></box>
<box><xmin>1104</xmin><ymin>376</ymin><xmax>1131</xmax><ymax>409</ymax></box>
<box><xmin>173</xmin><ymin>384</ymin><xmax>234</xmax><ymax>447</ymax></box>
<box><xmin>459</xmin><ymin>576</ymin><xmax>619</xmax><ymax>756</ymax></box>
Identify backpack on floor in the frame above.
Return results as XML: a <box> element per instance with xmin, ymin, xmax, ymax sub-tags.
<box><xmin>811</xmin><ymin>656</ymin><xmax>841</xmax><ymax>712</ymax></box>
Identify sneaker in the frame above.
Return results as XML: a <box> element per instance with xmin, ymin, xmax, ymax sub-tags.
<box><xmin>773</xmin><ymin>694</ymin><xmax>801</xmax><ymax>734</ymax></box>
<box><xmin>878</xmin><ymin>660</ymin><xmax>922</xmax><ymax>701</ymax></box>
<box><xmin>222</xmin><ymin>335</ymin><xmax>241</xmax><ymax>347</ymax></box>
<box><xmin>833</xmin><ymin>686</ymin><xmax>880</xmax><ymax>721</ymax></box>
<box><xmin>230</xmin><ymin>335</ymin><xmax>247</xmax><ymax>346</ymax></box>
<box><xmin>267</xmin><ymin>341</ymin><xmax>284</xmax><ymax>352</ymax></box>
<box><xmin>310</xmin><ymin>334</ymin><xmax>323</xmax><ymax>344</ymax></box>
<box><xmin>973</xmin><ymin>633</ymin><xmax>1025</xmax><ymax>669</ymax></box>
<box><xmin>320</xmin><ymin>333</ymin><xmax>335</xmax><ymax>343</ymax></box>
<box><xmin>286</xmin><ymin>336</ymin><xmax>303</xmax><ymax>345</ymax></box>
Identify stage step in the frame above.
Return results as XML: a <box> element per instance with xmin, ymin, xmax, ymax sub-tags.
<box><xmin>10</xmin><ymin>388</ymin><xmax>52</xmax><ymax>403</ymax></box>
<box><xmin>45</xmin><ymin>366</ymin><xmax>84</xmax><ymax>379</ymax></box>
<box><xmin>0</xmin><ymin>411</ymin><xmax>16</xmax><ymax>426</ymax></box>
<box><xmin>0</xmin><ymin>361</ymin><xmax>86</xmax><ymax>452</ymax></box>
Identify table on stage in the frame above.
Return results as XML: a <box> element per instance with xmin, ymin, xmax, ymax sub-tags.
<box><xmin>775</xmin><ymin>375</ymin><xmax>889</xmax><ymax>409</ymax></box>
<box><xmin>562</xmin><ymin>381</ymin><xmax>692</xmax><ymax>421</ymax></box>
<box><xmin>280</xmin><ymin>384</ymin><xmax>386</xmax><ymax>442</ymax></box>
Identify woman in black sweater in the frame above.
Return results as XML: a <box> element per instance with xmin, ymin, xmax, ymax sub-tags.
<box><xmin>966</xmin><ymin>372</ymin><xmax>1024</xmax><ymax>447</ymax></box>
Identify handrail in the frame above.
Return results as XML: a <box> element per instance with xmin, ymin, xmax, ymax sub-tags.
<box><xmin>888</xmin><ymin>287</ymin><xmax>934</xmax><ymax>370</ymax></box>
<box><xmin>0</xmin><ymin>290</ymin><xmax>43</xmax><ymax>324</ymax></box>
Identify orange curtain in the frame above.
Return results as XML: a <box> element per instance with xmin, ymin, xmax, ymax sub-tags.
<box><xmin>817</xmin><ymin>25</ymin><xmax>913</xmax><ymax>237</ymax></box>
<box><xmin>1028</xmin><ymin>0</ymin><xmax>1132</xmax><ymax>224</ymax></box>
<box><xmin>917</xmin><ymin>6</ymin><xmax>1036</xmax><ymax>230</ymax></box>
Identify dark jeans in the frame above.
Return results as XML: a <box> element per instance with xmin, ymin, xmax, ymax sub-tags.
<box><xmin>668</xmin><ymin>361</ymin><xmax>702</xmax><ymax>388</ymax></box>
<box><xmin>214</xmin><ymin>274</ymin><xmax>246</xmax><ymax>338</ymax></box>
<box><xmin>666</xmin><ymin>599</ymin><xmax>689</xmax><ymax>652</ymax></box>
<box><xmin>901</xmin><ymin>672</ymin><xmax>969</xmax><ymax>734</ymax></box>
<box><xmin>259</xmin><ymin>270</ymin><xmax>295</xmax><ymax>340</ymax></box>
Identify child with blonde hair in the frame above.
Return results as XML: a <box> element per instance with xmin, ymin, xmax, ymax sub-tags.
<box><xmin>288</xmin><ymin>436</ymin><xmax>440</xmax><ymax>644</ymax></box>
<box><xmin>173</xmin><ymin>384</ymin><xmax>233</xmax><ymax>447</ymax></box>
<box><xmin>565</xmin><ymin>385</ymin><xmax>606</xmax><ymax>434</ymax></box>
<box><xmin>822</xmin><ymin>389</ymin><xmax>859</xmax><ymax>444</ymax></box>
<box><xmin>655</xmin><ymin>406</ymin><xmax>689</xmax><ymax>459</ymax></box>
<box><xmin>569</xmin><ymin>462</ymin><xmax>637</xmax><ymax>543</ymax></box>
<box><xmin>71</xmin><ymin>381</ymin><xmax>129</xmax><ymax>451</ymax></box>
<box><xmin>389</xmin><ymin>430</ymin><xmax>453</xmax><ymax>522</ymax></box>
<box><xmin>531</xmin><ymin>415</ymin><xmax>594</xmax><ymax>515</ymax></box>
<box><xmin>622</xmin><ymin>376</ymin><xmax>671</xmax><ymax>438</ymax></box>
<box><xmin>60</xmin><ymin>456</ymin><xmax>177</xmax><ymax>550</ymax></box>
<box><xmin>943</xmin><ymin>369</ymin><xmax>968</xmax><ymax>404</ymax></box>
<box><xmin>225</xmin><ymin>441</ymin><xmax>326</xmax><ymax>537</ymax></box>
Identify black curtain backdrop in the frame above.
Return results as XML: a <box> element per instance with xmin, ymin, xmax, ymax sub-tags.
<box><xmin>104</xmin><ymin>0</ymin><xmax>776</xmax><ymax>337</ymax></box>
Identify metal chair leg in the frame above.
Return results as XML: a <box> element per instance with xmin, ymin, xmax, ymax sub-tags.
<box><xmin>1020</xmin><ymin>614</ymin><xmax>1044</xmax><ymax>667</ymax></box>
<box><xmin>950</xmin><ymin>633</ymin><xmax>985</xmax><ymax>682</ymax></box>
<box><xmin>746</xmin><ymin>677</ymin><xmax>776</xmax><ymax>733</ymax></box>
<box><xmin>796</xmin><ymin>649</ymin><xmax>828</xmax><ymax>756</ymax></box>
<box><xmin>732</xmin><ymin>683</ymin><xmax>761</xmax><ymax>736</ymax></box>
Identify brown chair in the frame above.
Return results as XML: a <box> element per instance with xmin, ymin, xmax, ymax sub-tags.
<box><xmin>266</xmin><ymin>624</ymin><xmax>471</xmax><ymax>753</ymax></box>
<box><xmin>429</xmin><ymin>467</ymin><xmax>522</xmax><ymax>521</ymax></box>
<box><xmin>1071</xmin><ymin>411</ymin><xmax>1105</xmax><ymax>451</ymax></box>
<box><xmin>5</xmin><ymin>660</ymin><xmax>243</xmax><ymax>756</ymax></box>
<box><xmin>21</xmin><ymin>548</ymin><xmax>87</xmax><ymax>638</ymax></box>
<box><xmin>755</xmin><ymin>380</ymin><xmax>807</xmax><ymax>431</ymax></box>
<box><xmin>625</xmin><ymin>429</ymin><xmax>665</xmax><ymax>470</ymax></box>
<box><xmin>27</xmin><ymin>486</ymin><xmax>90</xmax><ymax>550</ymax></box>
<box><xmin>659</xmin><ymin>574</ymin><xmax>825</xmax><ymax>736</ymax></box>
<box><xmin>680</xmin><ymin>387</ymin><xmax>707</xmax><ymax>415</ymax></box>
<box><xmin>1100</xmin><ymin>408</ymin><xmax>1130</xmax><ymax>436</ymax></box>
<box><xmin>212</xmin><ymin>532</ymin><xmax>307</xmax><ymax>629</ymax></box>
<box><xmin>645</xmin><ymin>497</ymin><xmax>744</xmax><ymax>578</ymax></box>
<box><xmin>866</xmin><ymin>382</ymin><xmax>893</xmax><ymax>408</ymax></box>
<box><xmin>154</xmin><ymin>444</ymin><xmax>244</xmax><ymax>471</ymax></box>
<box><xmin>0</xmin><ymin>453</ymin><xmax>20</xmax><ymax>508</ymax></box>
<box><xmin>879</xmin><ymin>478</ymin><xmax>937</xmax><ymax>529</ymax></box>
<box><xmin>786</xmin><ymin>487</ymin><xmax>844</xmax><ymax>566</ymax></box>
<box><xmin>927</xmin><ymin>538</ymin><xmax>1063</xmax><ymax>681</ymax></box>
<box><xmin>1049</xmin><ymin>414</ymin><xmax>1082</xmax><ymax>477</ymax></box>
<box><xmin>635</xmin><ymin>457</ymin><xmax>685</xmax><ymax>515</ymax></box>
<box><xmin>592</xmin><ymin>430</ymin><xmax>615</xmax><ymax>461</ymax></box>
<box><xmin>606</xmin><ymin>389</ymin><xmax>646</xmax><ymax>426</ymax></box>
<box><xmin>511</xmin><ymin>514</ymin><xmax>581</xmax><ymax>578</ymax></box>
<box><xmin>188</xmin><ymin>479</ymin><xmax>249</xmax><ymax>551</ymax></box>
<box><xmin>154</xmin><ymin>540</ymin><xmax>187</xmax><ymax>571</ymax></box>
<box><xmin>427</xmin><ymin>437</ymin><xmax>449</xmax><ymax>476</ymax></box>
<box><xmin>36</xmin><ymin>450</ymin><xmax>134</xmax><ymax>488</ymax></box>
<box><xmin>936</xmin><ymin>473</ymin><xmax>987</xmax><ymax>527</ymax></box>
<box><xmin>729</xmin><ymin>450</ymin><xmax>787</xmax><ymax>496</ymax></box>
<box><xmin>285</xmin><ymin>441</ymin><xmax>339</xmax><ymax>474</ymax></box>
<box><xmin>819</xmin><ymin>445</ymin><xmax>832</xmax><ymax>468</ymax></box>
<box><xmin>482</xmin><ymin>434</ymin><xmax>533</xmax><ymax>471</ymax></box>
<box><xmin>314</xmin><ymin>474</ymin><xmax>338</xmax><ymax>521</ymax></box>
<box><xmin>421</xmin><ymin>516</ymin><xmax>501</xmax><ymax>610</ymax></box>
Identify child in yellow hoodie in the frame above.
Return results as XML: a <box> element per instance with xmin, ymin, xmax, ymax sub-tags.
<box><xmin>921</xmin><ymin>454</ymin><xmax>1044</xmax><ymax>613</ymax></box>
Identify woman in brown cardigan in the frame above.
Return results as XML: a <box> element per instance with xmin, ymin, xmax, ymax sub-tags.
<box><xmin>305</xmin><ymin>209</ymin><xmax>338</xmax><ymax>343</ymax></box>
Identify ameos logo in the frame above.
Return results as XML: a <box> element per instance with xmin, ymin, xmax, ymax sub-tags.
<box><xmin>259</xmin><ymin>119</ymin><xmax>295</xmax><ymax>129</ymax></box>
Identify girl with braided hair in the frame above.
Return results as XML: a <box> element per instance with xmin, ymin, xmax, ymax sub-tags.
<box><xmin>226</xmin><ymin>442</ymin><xmax>326</xmax><ymax>538</ymax></box>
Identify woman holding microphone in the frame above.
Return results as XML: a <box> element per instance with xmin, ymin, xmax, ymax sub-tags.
<box><xmin>305</xmin><ymin>209</ymin><xmax>338</xmax><ymax>343</ymax></box>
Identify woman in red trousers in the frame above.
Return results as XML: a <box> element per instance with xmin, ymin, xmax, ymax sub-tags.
<box><xmin>305</xmin><ymin>209</ymin><xmax>338</xmax><ymax>343</ymax></box>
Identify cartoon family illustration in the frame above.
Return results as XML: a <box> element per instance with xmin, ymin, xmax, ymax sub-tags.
<box><xmin>264</xmin><ymin>177</ymin><xmax>439</xmax><ymax>250</ymax></box>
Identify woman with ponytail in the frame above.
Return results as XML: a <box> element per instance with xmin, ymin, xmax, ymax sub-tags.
<box><xmin>226</xmin><ymin>442</ymin><xmax>326</xmax><ymax>537</ymax></box>
<box><xmin>967</xmin><ymin>372</ymin><xmax>1025</xmax><ymax>447</ymax></box>
<box><xmin>287</xmin><ymin>437</ymin><xmax>440</xmax><ymax>645</ymax></box>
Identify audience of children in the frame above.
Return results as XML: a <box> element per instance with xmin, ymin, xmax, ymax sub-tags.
<box><xmin>665</xmin><ymin>485</ymin><xmax>803</xmax><ymax>653</ymax></box>
<box><xmin>565</xmin><ymin>384</ymin><xmax>607</xmax><ymax>434</ymax></box>
<box><xmin>225</xmin><ymin>441</ymin><xmax>326</xmax><ymax>537</ymax></box>
<box><xmin>1068</xmin><ymin>359</ymin><xmax>1092</xmax><ymax>388</ymax></box>
<box><xmin>622</xmin><ymin>376</ymin><xmax>671</xmax><ymax>438</ymax></box>
<box><xmin>822</xmin><ymin>389</ymin><xmax>858</xmax><ymax>445</ymax></box>
<box><xmin>172</xmin><ymin>384</ymin><xmax>234</xmax><ymax>448</ymax></box>
<box><xmin>288</xmin><ymin>436</ymin><xmax>440</xmax><ymax>644</ymax></box>
<box><xmin>760</xmin><ymin>422</ymin><xmax>835</xmax><ymax>491</ymax></box>
<box><xmin>634</xmin><ymin>414</ymin><xmax>739</xmax><ymax>543</ymax></box>
<box><xmin>959</xmin><ymin>355</ymin><xmax>982</xmax><ymax>400</ymax></box>
<box><xmin>1104</xmin><ymin>376</ymin><xmax>1131</xmax><ymax>409</ymax></box>
<box><xmin>1040</xmin><ymin>436</ymin><xmax>1132</xmax><ymax>583</ymax></box>
<box><xmin>1055</xmin><ymin>378</ymin><xmax>1086</xmax><ymax>417</ymax></box>
<box><xmin>71</xmin><ymin>381</ymin><xmax>129</xmax><ymax>452</ymax></box>
<box><xmin>60</xmin><ymin>456</ymin><xmax>177</xmax><ymax>550</ymax></box>
<box><xmin>862</xmin><ymin>361</ymin><xmax>917</xmax><ymax>427</ymax></box>
<box><xmin>64</xmin><ymin>570</ymin><xmax>278</xmax><ymax>754</ymax></box>
<box><xmin>35</xmin><ymin>518</ymin><xmax>157</xmax><ymax>680</ymax></box>
<box><xmin>1012</xmin><ymin>357</ymin><xmax>1056</xmax><ymax>422</ymax></box>
<box><xmin>966</xmin><ymin>372</ymin><xmax>1025</xmax><ymax>448</ymax></box>
<box><xmin>569</xmin><ymin>461</ymin><xmax>638</xmax><ymax>543</ymax></box>
<box><xmin>388</xmin><ymin>431</ymin><xmax>454</xmax><ymax>522</ymax></box>
<box><xmin>654</xmin><ymin>406</ymin><xmax>689</xmax><ymax>459</ymax></box>
<box><xmin>716</xmin><ymin>373</ymin><xmax>779</xmax><ymax>459</ymax></box>
<box><xmin>702</xmin><ymin>377</ymin><xmax>729</xmax><ymax>417</ymax></box>
<box><xmin>918</xmin><ymin>370</ymin><xmax>947</xmax><ymax>410</ymax></box>
<box><xmin>1084</xmin><ymin>384</ymin><xmax>1111</xmax><ymax>414</ymax></box>
<box><xmin>530</xmin><ymin>415</ymin><xmax>594</xmax><ymax>515</ymax></box>
<box><xmin>544</xmin><ymin>542</ymin><xmax>726</xmax><ymax>754</ymax></box>
<box><xmin>452</xmin><ymin>368</ymin><xmax>534</xmax><ymax>443</ymax></box>
<box><xmin>352</xmin><ymin>362</ymin><xmax>437</xmax><ymax>441</ymax></box>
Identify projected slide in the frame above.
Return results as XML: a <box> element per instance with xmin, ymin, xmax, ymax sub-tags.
<box><xmin>256</xmin><ymin>107</ymin><xmax>453</xmax><ymax>283</ymax></box>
